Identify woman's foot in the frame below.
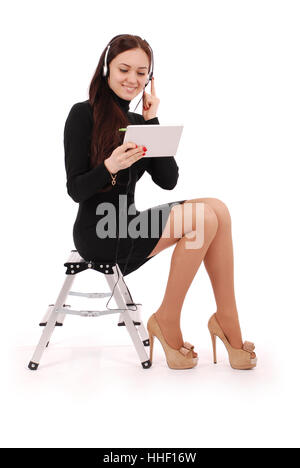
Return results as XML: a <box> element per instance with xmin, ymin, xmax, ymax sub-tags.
<box><xmin>154</xmin><ymin>311</ymin><xmax>198</xmax><ymax>358</ymax></box>
<box><xmin>148</xmin><ymin>314</ymin><xmax>198</xmax><ymax>369</ymax></box>
<box><xmin>215</xmin><ymin>310</ymin><xmax>256</xmax><ymax>359</ymax></box>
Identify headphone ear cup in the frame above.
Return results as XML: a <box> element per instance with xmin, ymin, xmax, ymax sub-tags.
<box><xmin>103</xmin><ymin>44</ymin><xmax>111</xmax><ymax>78</ymax></box>
<box><xmin>148</xmin><ymin>71</ymin><xmax>153</xmax><ymax>85</ymax></box>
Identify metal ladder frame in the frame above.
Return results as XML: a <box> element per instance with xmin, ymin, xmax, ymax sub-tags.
<box><xmin>28</xmin><ymin>250</ymin><xmax>151</xmax><ymax>370</ymax></box>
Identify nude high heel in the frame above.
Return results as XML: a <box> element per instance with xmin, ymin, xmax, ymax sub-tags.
<box><xmin>208</xmin><ymin>313</ymin><xmax>257</xmax><ymax>370</ymax></box>
<box><xmin>147</xmin><ymin>314</ymin><xmax>198</xmax><ymax>370</ymax></box>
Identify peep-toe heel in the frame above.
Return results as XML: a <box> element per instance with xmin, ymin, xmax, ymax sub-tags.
<box><xmin>149</xmin><ymin>332</ymin><xmax>154</xmax><ymax>363</ymax></box>
<box><xmin>147</xmin><ymin>314</ymin><xmax>198</xmax><ymax>370</ymax></box>
<box><xmin>208</xmin><ymin>313</ymin><xmax>257</xmax><ymax>370</ymax></box>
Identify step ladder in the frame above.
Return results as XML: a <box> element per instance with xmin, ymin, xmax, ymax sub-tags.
<box><xmin>28</xmin><ymin>250</ymin><xmax>151</xmax><ymax>370</ymax></box>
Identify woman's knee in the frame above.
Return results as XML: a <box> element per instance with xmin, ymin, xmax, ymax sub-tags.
<box><xmin>182</xmin><ymin>203</ymin><xmax>218</xmax><ymax>249</ymax></box>
<box><xmin>180</xmin><ymin>201</ymin><xmax>218</xmax><ymax>236</ymax></box>
<box><xmin>170</xmin><ymin>201</ymin><xmax>219</xmax><ymax>239</ymax></box>
<box><xmin>205</xmin><ymin>198</ymin><xmax>231</xmax><ymax>226</ymax></box>
<box><xmin>203</xmin><ymin>203</ymin><xmax>219</xmax><ymax>237</ymax></box>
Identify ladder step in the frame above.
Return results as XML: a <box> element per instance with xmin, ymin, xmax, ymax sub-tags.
<box><xmin>39</xmin><ymin>321</ymin><xmax>63</xmax><ymax>327</ymax></box>
<box><xmin>68</xmin><ymin>291</ymin><xmax>111</xmax><ymax>298</ymax></box>
<box><xmin>58</xmin><ymin>307</ymin><xmax>131</xmax><ymax>317</ymax></box>
<box><xmin>118</xmin><ymin>321</ymin><xmax>141</xmax><ymax>326</ymax></box>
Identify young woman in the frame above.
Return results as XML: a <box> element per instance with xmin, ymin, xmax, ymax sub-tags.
<box><xmin>64</xmin><ymin>34</ymin><xmax>257</xmax><ymax>371</ymax></box>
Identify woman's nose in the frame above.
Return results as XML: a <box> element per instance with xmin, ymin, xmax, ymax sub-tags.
<box><xmin>127</xmin><ymin>72</ymin><xmax>138</xmax><ymax>84</ymax></box>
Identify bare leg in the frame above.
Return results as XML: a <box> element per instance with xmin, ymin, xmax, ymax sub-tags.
<box><xmin>150</xmin><ymin>197</ymin><xmax>253</xmax><ymax>355</ymax></box>
<box><xmin>201</xmin><ymin>199</ymin><xmax>243</xmax><ymax>348</ymax></box>
<box><xmin>155</xmin><ymin>203</ymin><xmax>219</xmax><ymax>349</ymax></box>
<box><xmin>184</xmin><ymin>198</ymin><xmax>255</xmax><ymax>357</ymax></box>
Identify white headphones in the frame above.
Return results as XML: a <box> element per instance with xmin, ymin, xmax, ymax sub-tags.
<box><xmin>102</xmin><ymin>36</ymin><xmax>154</xmax><ymax>86</ymax></box>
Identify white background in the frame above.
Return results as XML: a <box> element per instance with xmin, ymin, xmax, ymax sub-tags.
<box><xmin>1</xmin><ymin>0</ymin><xmax>299</xmax><ymax>449</ymax></box>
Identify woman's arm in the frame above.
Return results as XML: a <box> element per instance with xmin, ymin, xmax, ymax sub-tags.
<box><xmin>64</xmin><ymin>102</ymin><xmax>112</xmax><ymax>203</ymax></box>
<box><xmin>143</xmin><ymin>116</ymin><xmax>179</xmax><ymax>190</ymax></box>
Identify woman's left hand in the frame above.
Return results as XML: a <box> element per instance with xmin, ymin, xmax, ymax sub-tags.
<box><xmin>142</xmin><ymin>77</ymin><xmax>160</xmax><ymax>121</ymax></box>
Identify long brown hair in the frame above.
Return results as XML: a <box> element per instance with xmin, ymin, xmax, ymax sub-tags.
<box><xmin>89</xmin><ymin>34</ymin><xmax>152</xmax><ymax>192</ymax></box>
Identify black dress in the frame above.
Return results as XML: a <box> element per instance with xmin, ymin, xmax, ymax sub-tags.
<box><xmin>64</xmin><ymin>89</ymin><xmax>186</xmax><ymax>276</ymax></box>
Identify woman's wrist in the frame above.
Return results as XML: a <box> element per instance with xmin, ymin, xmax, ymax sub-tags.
<box><xmin>104</xmin><ymin>158</ymin><xmax>118</xmax><ymax>174</ymax></box>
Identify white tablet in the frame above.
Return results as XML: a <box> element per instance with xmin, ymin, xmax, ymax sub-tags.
<box><xmin>123</xmin><ymin>124</ymin><xmax>184</xmax><ymax>158</ymax></box>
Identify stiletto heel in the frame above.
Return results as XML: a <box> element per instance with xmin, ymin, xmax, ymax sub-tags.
<box><xmin>149</xmin><ymin>333</ymin><xmax>154</xmax><ymax>363</ymax></box>
<box><xmin>208</xmin><ymin>313</ymin><xmax>257</xmax><ymax>370</ymax></box>
<box><xmin>210</xmin><ymin>331</ymin><xmax>217</xmax><ymax>364</ymax></box>
<box><xmin>147</xmin><ymin>313</ymin><xmax>198</xmax><ymax>370</ymax></box>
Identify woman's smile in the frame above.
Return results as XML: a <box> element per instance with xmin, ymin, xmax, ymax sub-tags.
<box><xmin>122</xmin><ymin>84</ymin><xmax>138</xmax><ymax>93</ymax></box>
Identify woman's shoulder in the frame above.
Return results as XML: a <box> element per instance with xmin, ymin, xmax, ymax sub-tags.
<box><xmin>65</xmin><ymin>100</ymin><xmax>93</xmax><ymax>128</ymax></box>
<box><xmin>68</xmin><ymin>99</ymin><xmax>92</xmax><ymax>116</ymax></box>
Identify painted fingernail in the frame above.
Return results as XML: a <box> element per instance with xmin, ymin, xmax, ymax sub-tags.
<box><xmin>142</xmin><ymin>152</ymin><xmax>146</xmax><ymax>156</ymax></box>
<box><xmin>143</xmin><ymin>147</ymin><xmax>147</xmax><ymax>151</ymax></box>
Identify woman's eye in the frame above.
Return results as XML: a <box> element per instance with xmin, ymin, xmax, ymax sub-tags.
<box><xmin>120</xmin><ymin>70</ymin><xmax>145</xmax><ymax>76</ymax></box>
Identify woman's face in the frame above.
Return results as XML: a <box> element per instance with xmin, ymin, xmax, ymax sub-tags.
<box><xmin>107</xmin><ymin>48</ymin><xmax>150</xmax><ymax>100</ymax></box>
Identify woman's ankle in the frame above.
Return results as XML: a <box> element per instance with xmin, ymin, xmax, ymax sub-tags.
<box><xmin>155</xmin><ymin>310</ymin><xmax>184</xmax><ymax>349</ymax></box>
<box><xmin>215</xmin><ymin>309</ymin><xmax>243</xmax><ymax>349</ymax></box>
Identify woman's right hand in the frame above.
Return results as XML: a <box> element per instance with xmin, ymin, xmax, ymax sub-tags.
<box><xmin>104</xmin><ymin>142</ymin><xmax>147</xmax><ymax>174</ymax></box>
